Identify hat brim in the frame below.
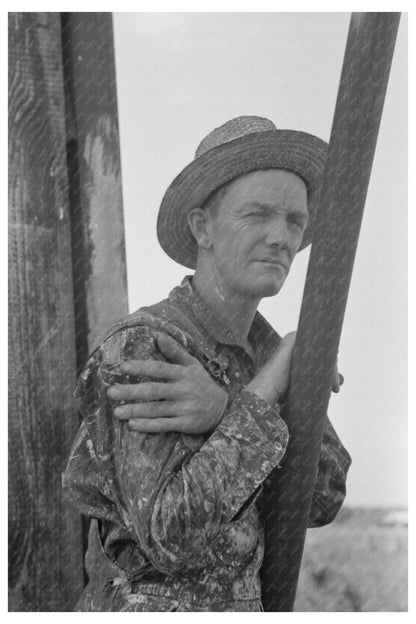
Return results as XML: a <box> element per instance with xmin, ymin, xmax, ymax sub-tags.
<box><xmin>157</xmin><ymin>129</ymin><xmax>328</xmax><ymax>269</ymax></box>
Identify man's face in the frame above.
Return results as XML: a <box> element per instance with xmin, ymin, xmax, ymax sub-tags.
<box><xmin>206</xmin><ymin>169</ymin><xmax>308</xmax><ymax>300</ymax></box>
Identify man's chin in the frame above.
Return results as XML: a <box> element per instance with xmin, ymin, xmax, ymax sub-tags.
<box><xmin>247</xmin><ymin>275</ymin><xmax>284</xmax><ymax>298</ymax></box>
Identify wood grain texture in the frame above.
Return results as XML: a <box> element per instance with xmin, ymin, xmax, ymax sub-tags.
<box><xmin>8</xmin><ymin>12</ymin><xmax>84</xmax><ymax>611</ymax></box>
<box><xmin>61</xmin><ymin>12</ymin><xmax>128</xmax><ymax>368</ymax></box>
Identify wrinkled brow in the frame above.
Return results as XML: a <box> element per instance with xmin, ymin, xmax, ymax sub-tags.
<box><xmin>235</xmin><ymin>201</ymin><xmax>309</xmax><ymax>220</ymax></box>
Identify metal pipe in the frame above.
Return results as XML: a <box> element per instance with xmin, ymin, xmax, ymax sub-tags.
<box><xmin>260</xmin><ymin>12</ymin><xmax>401</xmax><ymax>611</ymax></box>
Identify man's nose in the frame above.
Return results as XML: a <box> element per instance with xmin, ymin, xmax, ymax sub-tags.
<box><xmin>264</xmin><ymin>216</ymin><xmax>290</xmax><ymax>247</ymax></box>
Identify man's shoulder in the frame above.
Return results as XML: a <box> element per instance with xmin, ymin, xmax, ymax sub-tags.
<box><xmin>92</xmin><ymin>296</ymin><xmax>192</xmax><ymax>354</ymax></box>
<box><xmin>90</xmin><ymin>281</ymin><xmax>212</xmax><ymax>361</ymax></box>
<box><xmin>76</xmin><ymin>295</ymin><xmax>194</xmax><ymax>394</ymax></box>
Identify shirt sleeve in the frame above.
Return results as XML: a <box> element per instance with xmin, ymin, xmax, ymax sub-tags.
<box><xmin>308</xmin><ymin>415</ymin><xmax>352</xmax><ymax>527</ymax></box>
<box><xmin>72</xmin><ymin>325</ymin><xmax>289</xmax><ymax>576</ymax></box>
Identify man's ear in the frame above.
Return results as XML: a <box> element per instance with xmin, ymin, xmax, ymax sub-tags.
<box><xmin>187</xmin><ymin>207</ymin><xmax>212</xmax><ymax>249</ymax></box>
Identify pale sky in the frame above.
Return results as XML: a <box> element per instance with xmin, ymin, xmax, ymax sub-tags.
<box><xmin>113</xmin><ymin>12</ymin><xmax>407</xmax><ymax>507</ymax></box>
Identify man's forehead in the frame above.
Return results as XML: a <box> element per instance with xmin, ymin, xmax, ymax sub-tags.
<box><xmin>222</xmin><ymin>169</ymin><xmax>308</xmax><ymax>208</ymax></box>
<box><xmin>237</xmin><ymin>199</ymin><xmax>309</xmax><ymax>214</ymax></box>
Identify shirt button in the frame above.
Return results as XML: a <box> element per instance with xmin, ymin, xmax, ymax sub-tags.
<box><xmin>275</xmin><ymin>442</ymin><xmax>282</xmax><ymax>451</ymax></box>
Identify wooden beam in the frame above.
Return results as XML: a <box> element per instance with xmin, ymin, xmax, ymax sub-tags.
<box><xmin>61</xmin><ymin>12</ymin><xmax>128</xmax><ymax>364</ymax></box>
<box><xmin>60</xmin><ymin>12</ymin><xmax>129</xmax><ymax>585</ymax></box>
<box><xmin>8</xmin><ymin>12</ymin><xmax>84</xmax><ymax>611</ymax></box>
<box><xmin>261</xmin><ymin>12</ymin><xmax>401</xmax><ymax>611</ymax></box>
<box><xmin>9</xmin><ymin>12</ymin><xmax>129</xmax><ymax>610</ymax></box>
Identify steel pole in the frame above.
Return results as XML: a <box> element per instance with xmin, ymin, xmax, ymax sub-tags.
<box><xmin>261</xmin><ymin>12</ymin><xmax>401</xmax><ymax>611</ymax></box>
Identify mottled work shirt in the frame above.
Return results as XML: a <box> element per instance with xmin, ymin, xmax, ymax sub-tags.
<box><xmin>63</xmin><ymin>276</ymin><xmax>351</xmax><ymax>612</ymax></box>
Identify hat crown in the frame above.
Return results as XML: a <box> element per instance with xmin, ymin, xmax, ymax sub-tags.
<box><xmin>195</xmin><ymin>115</ymin><xmax>276</xmax><ymax>159</ymax></box>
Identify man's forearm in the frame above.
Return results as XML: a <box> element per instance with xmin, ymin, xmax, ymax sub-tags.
<box><xmin>113</xmin><ymin>388</ymin><xmax>288</xmax><ymax>574</ymax></box>
<box><xmin>308</xmin><ymin>415</ymin><xmax>352</xmax><ymax>527</ymax></box>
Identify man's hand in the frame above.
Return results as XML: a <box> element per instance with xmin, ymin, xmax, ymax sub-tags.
<box><xmin>332</xmin><ymin>363</ymin><xmax>344</xmax><ymax>394</ymax></box>
<box><xmin>107</xmin><ymin>334</ymin><xmax>228</xmax><ymax>434</ymax></box>
<box><xmin>246</xmin><ymin>331</ymin><xmax>297</xmax><ymax>406</ymax></box>
<box><xmin>246</xmin><ymin>331</ymin><xmax>344</xmax><ymax>406</ymax></box>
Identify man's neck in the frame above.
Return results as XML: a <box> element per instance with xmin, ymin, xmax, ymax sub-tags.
<box><xmin>192</xmin><ymin>269</ymin><xmax>259</xmax><ymax>351</ymax></box>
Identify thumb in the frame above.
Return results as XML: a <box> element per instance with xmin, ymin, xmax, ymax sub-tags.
<box><xmin>156</xmin><ymin>333</ymin><xmax>195</xmax><ymax>366</ymax></box>
<box><xmin>281</xmin><ymin>331</ymin><xmax>297</xmax><ymax>353</ymax></box>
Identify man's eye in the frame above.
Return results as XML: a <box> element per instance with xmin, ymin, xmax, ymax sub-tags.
<box><xmin>288</xmin><ymin>217</ymin><xmax>306</xmax><ymax>229</ymax></box>
<box><xmin>247</xmin><ymin>211</ymin><xmax>267</xmax><ymax>218</ymax></box>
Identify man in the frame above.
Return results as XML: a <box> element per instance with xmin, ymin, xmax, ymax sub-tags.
<box><xmin>63</xmin><ymin>116</ymin><xmax>351</xmax><ymax>612</ymax></box>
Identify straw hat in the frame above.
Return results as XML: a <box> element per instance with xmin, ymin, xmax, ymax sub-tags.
<box><xmin>157</xmin><ymin>116</ymin><xmax>328</xmax><ymax>268</ymax></box>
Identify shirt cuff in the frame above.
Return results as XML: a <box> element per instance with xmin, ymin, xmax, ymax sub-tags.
<box><xmin>215</xmin><ymin>388</ymin><xmax>289</xmax><ymax>518</ymax></box>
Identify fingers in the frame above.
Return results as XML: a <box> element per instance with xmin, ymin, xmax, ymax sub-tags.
<box><xmin>280</xmin><ymin>331</ymin><xmax>297</xmax><ymax>357</ymax></box>
<box><xmin>128</xmin><ymin>417</ymin><xmax>187</xmax><ymax>433</ymax></box>
<box><xmin>114</xmin><ymin>401</ymin><xmax>180</xmax><ymax>420</ymax></box>
<box><xmin>331</xmin><ymin>370</ymin><xmax>344</xmax><ymax>393</ymax></box>
<box><xmin>281</xmin><ymin>331</ymin><xmax>297</xmax><ymax>348</ymax></box>
<box><xmin>119</xmin><ymin>358</ymin><xmax>182</xmax><ymax>380</ymax></box>
<box><xmin>114</xmin><ymin>334</ymin><xmax>194</xmax><ymax>380</ymax></box>
<box><xmin>156</xmin><ymin>334</ymin><xmax>195</xmax><ymax>366</ymax></box>
<box><xmin>108</xmin><ymin>381</ymin><xmax>179</xmax><ymax>402</ymax></box>
<box><xmin>283</xmin><ymin>330</ymin><xmax>297</xmax><ymax>340</ymax></box>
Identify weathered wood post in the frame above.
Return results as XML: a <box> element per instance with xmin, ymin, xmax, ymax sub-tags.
<box><xmin>8</xmin><ymin>12</ymin><xmax>128</xmax><ymax>611</ymax></box>
<box><xmin>61</xmin><ymin>12</ymin><xmax>128</xmax><ymax>362</ymax></box>
<box><xmin>61</xmin><ymin>10</ymin><xmax>129</xmax><ymax>576</ymax></box>
<box><xmin>8</xmin><ymin>12</ymin><xmax>83</xmax><ymax>610</ymax></box>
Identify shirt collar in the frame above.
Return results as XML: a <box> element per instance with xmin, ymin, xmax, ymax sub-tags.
<box><xmin>168</xmin><ymin>275</ymin><xmax>281</xmax><ymax>357</ymax></box>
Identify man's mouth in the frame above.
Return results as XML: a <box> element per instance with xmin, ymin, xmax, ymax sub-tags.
<box><xmin>256</xmin><ymin>259</ymin><xmax>288</xmax><ymax>271</ymax></box>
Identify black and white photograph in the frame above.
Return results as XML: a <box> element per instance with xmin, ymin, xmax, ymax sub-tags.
<box><xmin>8</xmin><ymin>6</ymin><xmax>409</xmax><ymax>614</ymax></box>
